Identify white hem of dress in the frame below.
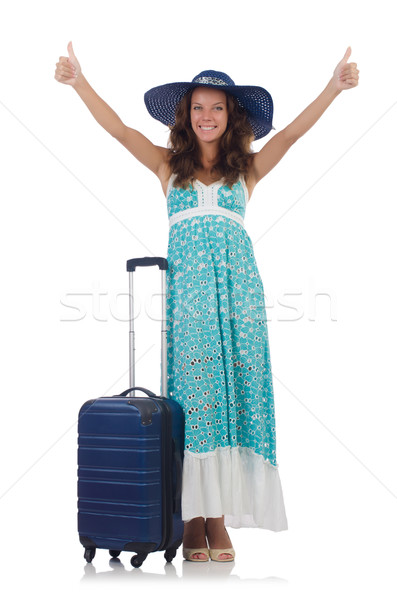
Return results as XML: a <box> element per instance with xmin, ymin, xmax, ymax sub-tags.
<box><xmin>181</xmin><ymin>446</ymin><xmax>288</xmax><ymax>531</ymax></box>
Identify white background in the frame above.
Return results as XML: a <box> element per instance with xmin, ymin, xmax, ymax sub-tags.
<box><xmin>1</xmin><ymin>0</ymin><xmax>396</xmax><ymax>596</ymax></box>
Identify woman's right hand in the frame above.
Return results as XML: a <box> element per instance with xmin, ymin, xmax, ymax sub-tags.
<box><xmin>54</xmin><ymin>41</ymin><xmax>81</xmax><ymax>87</ymax></box>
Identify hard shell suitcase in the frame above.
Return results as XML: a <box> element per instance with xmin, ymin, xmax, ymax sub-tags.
<box><xmin>77</xmin><ymin>257</ymin><xmax>185</xmax><ymax>568</ymax></box>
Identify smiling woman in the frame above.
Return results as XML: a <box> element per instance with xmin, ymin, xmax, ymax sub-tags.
<box><xmin>169</xmin><ymin>87</ymin><xmax>254</xmax><ymax>189</ymax></box>
<box><xmin>55</xmin><ymin>44</ymin><xmax>359</xmax><ymax>564</ymax></box>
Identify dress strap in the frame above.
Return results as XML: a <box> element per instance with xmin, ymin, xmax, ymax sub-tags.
<box><xmin>166</xmin><ymin>173</ymin><xmax>177</xmax><ymax>198</ymax></box>
<box><xmin>239</xmin><ymin>174</ymin><xmax>249</xmax><ymax>206</ymax></box>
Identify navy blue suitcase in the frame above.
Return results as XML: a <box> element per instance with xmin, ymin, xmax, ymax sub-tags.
<box><xmin>78</xmin><ymin>257</ymin><xmax>185</xmax><ymax>568</ymax></box>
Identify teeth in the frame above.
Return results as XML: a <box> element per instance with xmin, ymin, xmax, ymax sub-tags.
<box><xmin>200</xmin><ymin>126</ymin><xmax>216</xmax><ymax>131</ymax></box>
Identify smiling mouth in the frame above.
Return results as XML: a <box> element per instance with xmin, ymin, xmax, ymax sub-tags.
<box><xmin>199</xmin><ymin>126</ymin><xmax>217</xmax><ymax>131</ymax></box>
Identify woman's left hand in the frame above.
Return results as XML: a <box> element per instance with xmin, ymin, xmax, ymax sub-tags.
<box><xmin>332</xmin><ymin>46</ymin><xmax>360</xmax><ymax>92</ymax></box>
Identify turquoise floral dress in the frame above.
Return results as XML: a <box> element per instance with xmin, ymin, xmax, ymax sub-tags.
<box><xmin>162</xmin><ymin>174</ymin><xmax>288</xmax><ymax>530</ymax></box>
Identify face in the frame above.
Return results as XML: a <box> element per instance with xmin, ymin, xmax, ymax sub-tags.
<box><xmin>190</xmin><ymin>87</ymin><xmax>228</xmax><ymax>145</ymax></box>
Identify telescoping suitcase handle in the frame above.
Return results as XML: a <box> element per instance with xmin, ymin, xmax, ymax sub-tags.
<box><xmin>126</xmin><ymin>257</ymin><xmax>169</xmax><ymax>398</ymax></box>
<box><xmin>127</xmin><ymin>257</ymin><xmax>168</xmax><ymax>272</ymax></box>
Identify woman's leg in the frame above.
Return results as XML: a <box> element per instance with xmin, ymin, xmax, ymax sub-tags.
<box><xmin>183</xmin><ymin>517</ymin><xmax>207</xmax><ymax>560</ymax></box>
<box><xmin>205</xmin><ymin>516</ymin><xmax>234</xmax><ymax>560</ymax></box>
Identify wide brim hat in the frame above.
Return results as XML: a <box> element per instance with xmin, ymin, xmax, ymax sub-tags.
<box><xmin>144</xmin><ymin>70</ymin><xmax>274</xmax><ymax>141</ymax></box>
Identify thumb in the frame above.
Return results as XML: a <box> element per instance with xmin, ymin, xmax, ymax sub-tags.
<box><xmin>340</xmin><ymin>46</ymin><xmax>352</xmax><ymax>65</ymax></box>
<box><xmin>67</xmin><ymin>40</ymin><xmax>76</xmax><ymax>61</ymax></box>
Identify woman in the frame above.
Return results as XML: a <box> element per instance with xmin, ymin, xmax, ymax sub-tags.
<box><xmin>55</xmin><ymin>43</ymin><xmax>359</xmax><ymax>562</ymax></box>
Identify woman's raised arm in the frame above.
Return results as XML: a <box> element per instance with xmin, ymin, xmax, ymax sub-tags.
<box><xmin>54</xmin><ymin>42</ymin><xmax>168</xmax><ymax>177</ymax></box>
<box><xmin>250</xmin><ymin>47</ymin><xmax>359</xmax><ymax>185</ymax></box>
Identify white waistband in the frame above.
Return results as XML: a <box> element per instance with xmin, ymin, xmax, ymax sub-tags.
<box><xmin>169</xmin><ymin>206</ymin><xmax>244</xmax><ymax>228</ymax></box>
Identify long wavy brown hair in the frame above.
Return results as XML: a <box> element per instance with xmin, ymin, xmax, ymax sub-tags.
<box><xmin>167</xmin><ymin>88</ymin><xmax>254</xmax><ymax>189</ymax></box>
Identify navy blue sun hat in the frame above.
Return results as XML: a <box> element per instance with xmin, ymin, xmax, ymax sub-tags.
<box><xmin>144</xmin><ymin>70</ymin><xmax>274</xmax><ymax>141</ymax></box>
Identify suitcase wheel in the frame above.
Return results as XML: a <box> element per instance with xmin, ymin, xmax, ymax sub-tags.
<box><xmin>164</xmin><ymin>548</ymin><xmax>177</xmax><ymax>563</ymax></box>
<box><xmin>84</xmin><ymin>547</ymin><xmax>96</xmax><ymax>563</ymax></box>
<box><xmin>131</xmin><ymin>553</ymin><xmax>147</xmax><ymax>568</ymax></box>
<box><xmin>109</xmin><ymin>550</ymin><xmax>121</xmax><ymax>559</ymax></box>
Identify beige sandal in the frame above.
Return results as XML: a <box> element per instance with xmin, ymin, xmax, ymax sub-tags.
<box><xmin>209</xmin><ymin>547</ymin><xmax>235</xmax><ymax>562</ymax></box>
<box><xmin>182</xmin><ymin>547</ymin><xmax>210</xmax><ymax>562</ymax></box>
<box><xmin>206</xmin><ymin>525</ymin><xmax>235</xmax><ymax>562</ymax></box>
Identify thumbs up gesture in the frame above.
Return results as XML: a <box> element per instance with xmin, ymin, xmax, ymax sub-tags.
<box><xmin>54</xmin><ymin>41</ymin><xmax>82</xmax><ymax>86</ymax></box>
<box><xmin>332</xmin><ymin>46</ymin><xmax>359</xmax><ymax>92</ymax></box>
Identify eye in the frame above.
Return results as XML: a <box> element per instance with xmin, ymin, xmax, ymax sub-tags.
<box><xmin>215</xmin><ymin>106</ymin><xmax>224</xmax><ymax>111</ymax></box>
<box><xmin>192</xmin><ymin>106</ymin><xmax>202</xmax><ymax>110</ymax></box>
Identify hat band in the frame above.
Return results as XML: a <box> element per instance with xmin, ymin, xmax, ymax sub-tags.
<box><xmin>194</xmin><ymin>76</ymin><xmax>228</xmax><ymax>86</ymax></box>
